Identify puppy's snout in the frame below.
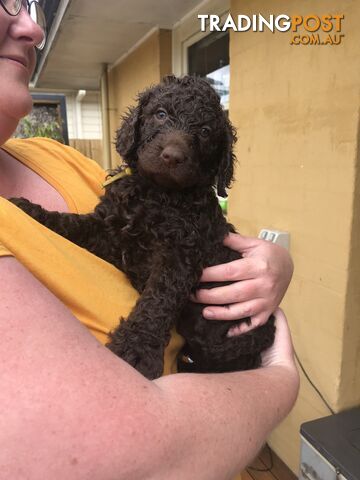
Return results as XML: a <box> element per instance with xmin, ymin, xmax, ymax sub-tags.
<box><xmin>160</xmin><ymin>145</ymin><xmax>185</xmax><ymax>167</ymax></box>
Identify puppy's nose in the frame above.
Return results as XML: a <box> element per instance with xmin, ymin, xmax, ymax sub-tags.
<box><xmin>160</xmin><ymin>146</ymin><xmax>185</xmax><ymax>167</ymax></box>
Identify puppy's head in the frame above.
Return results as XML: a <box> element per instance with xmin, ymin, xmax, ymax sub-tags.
<box><xmin>116</xmin><ymin>75</ymin><xmax>237</xmax><ymax>196</ymax></box>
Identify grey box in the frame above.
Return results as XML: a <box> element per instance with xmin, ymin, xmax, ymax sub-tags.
<box><xmin>300</xmin><ymin>408</ymin><xmax>360</xmax><ymax>480</ymax></box>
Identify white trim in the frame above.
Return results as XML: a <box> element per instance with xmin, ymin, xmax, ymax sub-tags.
<box><xmin>30</xmin><ymin>0</ymin><xmax>71</xmax><ymax>88</ymax></box>
<box><xmin>181</xmin><ymin>10</ymin><xmax>229</xmax><ymax>74</ymax></box>
<box><xmin>75</xmin><ymin>90</ymin><xmax>86</xmax><ymax>138</ymax></box>
<box><xmin>30</xmin><ymin>87</ymin><xmax>100</xmax><ymax>95</ymax></box>
<box><xmin>108</xmin><ymin>26</ymin><xmax>159</xmax><ymax>72</ymax></box>
<box><xmin>172</xmin><ymin>0</ymin><xmax>229</xmax><ymax>76</ymax></box>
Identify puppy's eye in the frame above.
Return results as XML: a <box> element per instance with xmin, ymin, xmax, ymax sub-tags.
<box><xmin>200</xmin><ymin>126</ymin><xmax>211</xmax><ymax>138</ymax></box>
<box><xmin>155</xmin><ymin>109</ymin><xmax>168</xmax><ymax>120</ymax></box>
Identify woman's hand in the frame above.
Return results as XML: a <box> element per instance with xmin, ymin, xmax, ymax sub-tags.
<box><xmin>259</xmin><ymin>308</ymin><xmax>299</xmax><ymax>410</ymax></box>
<box><xmin>261</xmin><ymin>308</ymin><xmax>297</xmax><ymax>371</ymax></box>
<box><xmin>192</xmin><ymin>232</ymin><xmax>293</xmax><ymax>335</ymax></box>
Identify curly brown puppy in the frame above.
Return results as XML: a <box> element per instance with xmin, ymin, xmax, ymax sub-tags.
<box><xmin>10</xmin><ymin>75</ymin><xmax>275</xmax><ymax>379</ymax></box>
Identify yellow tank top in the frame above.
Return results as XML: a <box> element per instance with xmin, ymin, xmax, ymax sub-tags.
<box><xmin>0</xmin><ymin>138</ymin><xmax>183</xmax><ymax>375</ymax></box>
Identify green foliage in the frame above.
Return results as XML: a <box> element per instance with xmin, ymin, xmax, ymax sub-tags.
<box><xmin>19</xmin><ymin>116</ymin><xmax>63</xmax><ymax>142</ymax></box>
<box><xmin>14</xmin><ymin>107</ymin><xmax>64</xmax><ymax>143</ymax></box>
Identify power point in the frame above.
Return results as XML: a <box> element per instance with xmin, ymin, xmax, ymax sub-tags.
<box><xmin>258</xmin><ymin>229</ymin><xmax>290</xmax><ymax>250</ymax></box>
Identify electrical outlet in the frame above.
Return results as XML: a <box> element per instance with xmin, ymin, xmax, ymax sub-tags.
<box><xmin>258</xmin><ymin>229</ymin><xmax>290</xmax><ymax>250</ymax></box>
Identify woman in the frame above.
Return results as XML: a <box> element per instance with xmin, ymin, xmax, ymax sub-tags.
<box><xmin>0</xmin><ymin>2</ymin><xmax>299</xmax><ymax>479</ymax></box>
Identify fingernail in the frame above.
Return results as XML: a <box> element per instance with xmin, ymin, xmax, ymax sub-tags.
<box><xmin>204</xmin><ymin>309</ymin><xmax>214</xmax><ymax>319</ymax></box>
<box><xmin>227</xmin><ymin>326</ymin><xmax>242</xmax><ymax>337</ymax></box>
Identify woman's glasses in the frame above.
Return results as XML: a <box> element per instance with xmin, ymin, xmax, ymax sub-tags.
<box><xmin>0</xmin><ymin>0</ymin><xmax>46</xmax><ymax>50</ymax></box>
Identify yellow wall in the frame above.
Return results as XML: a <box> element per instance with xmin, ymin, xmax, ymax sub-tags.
<box><xmin>229</xmin><ymin>0</ymin><xmax>360</xmax><ymax>473</ymax></box>
<box><xmin>107</xmin><ymin>29</ymin><xmax>172</xmax><ymax>167</ymax></box>
<box><xmin>340</xmin><ymin>118</ymin><xmax>360</xmax><ymax>409</ymax></box>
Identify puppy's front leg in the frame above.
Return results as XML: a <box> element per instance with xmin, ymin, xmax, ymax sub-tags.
<box><xmin>9</xmin><ymin>197</ymin><xmax>109</xmax><ymax>259</ymax></box>
<box><xmin>107</xmin><ymin>250</ymin><xmax>203</xmax><ymax>379</ymax></box>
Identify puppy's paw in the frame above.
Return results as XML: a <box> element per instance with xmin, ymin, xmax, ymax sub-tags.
<box><xmin>107</xmin><ymin>325</ymin><xmax>165</xmax><ymax>380</ymax></box>
<box><xmin>8</xmin><ymin>197</ymin><xmax>34</xmax><ymax>212</ymax></box>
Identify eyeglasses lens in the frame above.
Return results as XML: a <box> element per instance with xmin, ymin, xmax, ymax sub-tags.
<box><xmin>1</xmin><ymin>0</ymin><xmax>46</xmax><ymax>49</ymax></box>
<box><xmin>29</xmin><ymin>2</ymin><xmax>46</xmax><ymax>49</ymax></box>
<box><xmin>2</xmin><ymin>0</ymin><xmax>22</xmax><ymax>15</ymax></box>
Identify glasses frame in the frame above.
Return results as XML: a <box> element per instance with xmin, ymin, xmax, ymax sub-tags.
<box><xmin>0</xmin><ymin>0</ymin><xmax>46</xmax><ymax>50</ymax></box>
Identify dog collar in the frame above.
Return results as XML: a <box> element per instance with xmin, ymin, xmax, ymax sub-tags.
<box><xmin>102</xmin><ymin>167</ymin><xmax>132</xmax><ymax>188</ymax></box>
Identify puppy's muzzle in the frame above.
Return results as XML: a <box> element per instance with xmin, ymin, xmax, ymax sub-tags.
<box><xmin>160</xmin><ymin>145</ymin><xmax>185</xmax><ymax>167</ymax></box>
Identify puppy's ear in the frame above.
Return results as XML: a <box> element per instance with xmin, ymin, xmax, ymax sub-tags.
<box><xmin>115</xmin><ymin>89</ymin><xmax>152</xmax><ymax>162</ymax></box>
<box><xmin>216</xmin><ymin>121</ymin><xmax>237</xmax><ymax>198</ymax></box>
<box><xmin>115</xmin><ymin>105</ymin><xmax>140</xmax><ymax>162</ymax></box>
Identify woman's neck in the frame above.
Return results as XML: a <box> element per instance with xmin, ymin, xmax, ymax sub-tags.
<box><xmin>0</xmin><ymin>111</ymin><xmax>19</xmax><ymax>147</ymax></box>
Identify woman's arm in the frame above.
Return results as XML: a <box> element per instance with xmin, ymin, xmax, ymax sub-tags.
<box><xmin>0</xmin><ymin>257</ymin><xmax>298</xmax><ymax>480</ymax></box>
<box><xmin>193</xmin><ymin>232</ymin><xmax>294</xmax><ymax>334</ymax></box>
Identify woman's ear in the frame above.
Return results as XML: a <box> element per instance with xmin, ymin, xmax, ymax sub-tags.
<box><xmin>216</xmin><ymin>121</ymin><xmax>237</xmax><ymax>197</ymax></box>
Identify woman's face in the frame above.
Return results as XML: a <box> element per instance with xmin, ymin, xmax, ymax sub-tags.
<box><xmin>0</xmin><ymin>2</ymin><xmax>45</xmax><ymax>135</ymax></box>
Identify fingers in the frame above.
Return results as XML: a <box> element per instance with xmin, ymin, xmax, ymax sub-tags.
<box><xmin>193</xmin><ymin>279</ymin><xmax>260</xmax><ymax>306</ymax></box>
<box><xmin>227</xmin><ymin>311</ymin><xmax>270</xmax><ymax>337</ymax></box>
<box><xmin>199</xmin><ymin>257</ymin><xmax>259</xmax><ymax>283</ymax></box>
<box><xmin>223</xmin><ymin>232</ymin><xmax>260</xmax><ymax>254</ymax></box>
<box><xmin>261</xmin><ymin>308</ymin><xmax>296</xmax><ymax>369</ymax></box>
<box><xmin>202</xmin><ymin>299</ymin><xmax>264</xmax><ymax>322</ymax></box>
<box><xmin>196</xmin><ymin>233</ymin><xmax>293</xmax><ymax>339</ymax></box>
<box><xmin>271</xmin><ymin>308</ymin><xmax>295</xmax><ymax>358</ymax></box>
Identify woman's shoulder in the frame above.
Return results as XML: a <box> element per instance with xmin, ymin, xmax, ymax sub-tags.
<box><xmin>3</xmin><ymin>138</ymin><xmax>106</xmax><ymax>212</ymax></box>
<box><xmin>5</xmin><ymin>137</ymin><xmax>105</xmax><ymax>179</ymax></box>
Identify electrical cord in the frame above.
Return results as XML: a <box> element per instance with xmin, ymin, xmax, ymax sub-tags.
<box><xmin>248</xmin><ymin>349</ymin><xmax>335</xmax><ymax>474</ymax></box>
<box><xmin>248</xmin><ymin>443</ymin><xmax>274</xmax><ymax>472</ymax></box>
<box><xmin>294</xmin><ymin>349</ymin><xmax>335</xmax><ymax>415</ymax></box>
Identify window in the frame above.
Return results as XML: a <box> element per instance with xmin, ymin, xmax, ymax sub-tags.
<box><xmin>14</xmin><ymin>94</ymin><xmax>69</xmax><ymax>144</ymax></box>
<box><xmin>187</xmin><ymin>31</ymin><xmax>229</xmax><ymax>110</ymax></box>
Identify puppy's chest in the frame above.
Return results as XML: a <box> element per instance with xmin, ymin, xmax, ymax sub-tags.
<box><xmin>102</xmin><ymin>181</ymin><xmax>229</xmax><ymax>289</ymax></box>
<box><xmin>120</xmin><ymin>202</ymin><xmax>202</xmax><ymax>253</ymax></box>
<box><xmin>113</xmin><ymin>199</ymin><xmax>220</xmax><ymax>290</ymax></box>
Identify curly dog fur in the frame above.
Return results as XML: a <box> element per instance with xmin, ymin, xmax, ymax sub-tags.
<box><xmin>11</xmin><ymin>75</ymin><xmax>275</xmax><ymax>379</ymax></box>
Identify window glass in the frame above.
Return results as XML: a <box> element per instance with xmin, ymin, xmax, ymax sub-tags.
<box><xmin>188</xmin><ymin>31</ymin><xmax>229</xmax><ymax>110</ymax></box>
